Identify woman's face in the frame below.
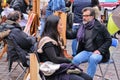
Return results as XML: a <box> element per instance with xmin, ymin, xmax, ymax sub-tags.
<box><xmin>57</xmin><ymin>19</ymin><xmax>63</xmax><ymax>35</ymax></box>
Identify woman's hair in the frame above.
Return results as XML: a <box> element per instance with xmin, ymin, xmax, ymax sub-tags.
<box><xmin>41</xmin><ymin>15</ymin><xmax>60</xmax><ymax>41</ymax></box>
<box><xmin>7</xmin><ymin>11</ymin><xmax>21</xmax><ymax>21</ymax></box>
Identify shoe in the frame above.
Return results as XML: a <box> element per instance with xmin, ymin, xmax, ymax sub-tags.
<box><xmin>67</xmin><ymin>68</ymin><xmax>81</xmax><ymax>74</ymax></box>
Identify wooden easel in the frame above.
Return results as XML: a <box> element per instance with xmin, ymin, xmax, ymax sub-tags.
<box><xmin>54</xmin><ymin>11</ymin><xmax>72</xmax><ymax>59</ymax></box>
<box><xmin>24</xmin><ymin>0</ymin><xmax>40</xmax><ymax>36</ymax></box>
<box><xmin>54</xmin><ymin>11</ymin><xmax>67</xmax><ymax>46</ymax></box>
<box><xmin>0</xmin><ymin>41</ymin><xmax>7</xmax><ymax>59</ymax></box>
<box><xmin>23</xmin><ymin>0</ymin><xmax>40</xmax><ymax>80</ymax></box>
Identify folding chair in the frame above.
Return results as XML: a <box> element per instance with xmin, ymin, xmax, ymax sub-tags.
<box><xmin>8</xmin><ymin>58</ymin><xmax>28</xmax><ymax>80</ymax></box>
<box><xmin>98</xmin><ymin>38</ymin><xmax>120</xmax><ymax>80</ymax></box>
<box><xmin>5</xmin><ymin>36</ymin><xmax>30</xmax><ymax>80</ymax></box>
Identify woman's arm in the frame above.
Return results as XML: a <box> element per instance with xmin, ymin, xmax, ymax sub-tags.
<box><xmin>43</xmin><ymin>42</ymin><xmax>71</xmax><ymax>64</ymax></box>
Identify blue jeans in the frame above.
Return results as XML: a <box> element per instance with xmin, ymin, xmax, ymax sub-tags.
<box><xmin>72</xmin><ymin>24</ymin><xmax>79</xmax><ymax>56</ymax></box>
<box><xmin>72</xmin><ymin>51</ymin><xmax>102</xmax><ymax>78</ymax></box>
<box><xmin>39</xmin><ymin>18</ymin><xmax>45</xmax><ymax>36</ymax></box>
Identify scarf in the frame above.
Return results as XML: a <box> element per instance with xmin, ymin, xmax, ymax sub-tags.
<box><xmin>77</xmin><ymin>19</ymin><xmax>95</xmax><ymax>42</ymax></box>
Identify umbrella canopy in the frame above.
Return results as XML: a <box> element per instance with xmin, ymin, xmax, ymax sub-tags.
<box><xmin>112</xmin><ymin>6</ymin><xmax>120</xmax><ymax>27</ymax></box>
<box><xmin>107</xmin><ymin>6</ymin><xmax>120</xmax><ymax>35</ymax></box>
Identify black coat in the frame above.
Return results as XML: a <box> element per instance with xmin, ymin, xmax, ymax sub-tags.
<box><xmin>66</xmin><ymin>19</ymin><xmax>112</xmax><ymax>62</ymax></box>
<box><xmin>1</xmin><ymin>20</ymin><xmax>35</xmax><ymax>67</ymax></box>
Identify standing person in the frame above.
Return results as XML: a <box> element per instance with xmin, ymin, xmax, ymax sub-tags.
<box><xmin>9</xmin><ymin>0</ymin><xmax>30</xmax><ymax>13</ymax></box>
<box><xmin>45</xmin><ymin>0</ymin><xmax>66</xmax><ymax>18</ymax></box>
<box><xmin>91</xmin><ymin>0</ymin><xmax>101</xmax><ymax>21</ymax></box>
<box><xmin>66</xmin><ymin>7</ymin><xmax>112</xmax><ymax>79</ymax></box>
<box><xmin>39</xmin><ymin>0</ymin><xmax>49</xmax><ymax>36</ymax></box>
<box><xmin>40</xmin><ymin>0</ymin><xmax>66</xmax><ymax>37</ymax></box>
<box><xmin>37</xmin><ymin>15</ymin><xmax>92</xmax><ymax>80</ymax></box>
<box><xmin>71</xmin><ymin>0</ymin><xmax>92</xmax><ymax>56</ymax></box>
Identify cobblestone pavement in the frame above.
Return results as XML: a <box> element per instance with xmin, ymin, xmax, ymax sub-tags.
<box><xmin>0</xmin><ymin>39</ymin><xmax>120</xmax><ymax>80</ymax></box>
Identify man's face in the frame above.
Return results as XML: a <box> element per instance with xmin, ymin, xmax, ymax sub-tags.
<box><xmin>82</xmin><ymin>10</ymin><xmax>94</xmax><ymax>24</ymax></box>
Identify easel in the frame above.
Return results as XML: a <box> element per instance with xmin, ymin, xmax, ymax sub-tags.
<box><xmin>54</xmin><ymin>11</ymin><xmax>67</xmax><ymax>46</ymax></box>
<box><xmin>0</xmin><ymin>0</ymin><xmax>7</xmax><ymax>59</ymax></box>
<box><xmin>23</xmin><ymin>0</ymin><xmax>40</xmax><ymax>35</ymax></box>
<box><xmin>23</xmin><ymin>0</ymin><xmax>41</xmax><ymax>80</ymax></box>
<box><xmin>54</xmin><ymin>11</ymin><xmax>72</xmax><ymax>59</ymax></box>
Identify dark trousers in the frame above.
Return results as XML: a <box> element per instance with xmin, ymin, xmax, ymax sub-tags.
<box><xmin>69</xmin><ymin>72</ymin><xmax>92</xmax><ymax>80</ymax></box>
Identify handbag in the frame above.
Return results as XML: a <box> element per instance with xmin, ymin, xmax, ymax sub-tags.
<box><xmin>39</xmin><ymin>61</ymin><xmax>60</xmax><ymax>76</ymax></box>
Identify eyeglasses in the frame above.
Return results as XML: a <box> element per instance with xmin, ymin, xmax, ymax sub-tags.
<box><xmin>82</xmin><ymin>15</ymin><xmax>91</xmax><ymax>17</ymax></box>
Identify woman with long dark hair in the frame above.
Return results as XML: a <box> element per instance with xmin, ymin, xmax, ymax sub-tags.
<box><xmin>37</xmin><ymin>15</ymin><xmax>92</xmax><ymax>80</ymax></box>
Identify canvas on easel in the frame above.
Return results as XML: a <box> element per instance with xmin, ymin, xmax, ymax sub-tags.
<box><xmin>23</xmin><ymin>13</ymin><xmax>36</xmax><ymax>35</ymax></box>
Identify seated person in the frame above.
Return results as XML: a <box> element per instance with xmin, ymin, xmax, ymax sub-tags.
<box><xmin>37</xmin><ymin>15</ymin><xmax>92</xmax><ymax>80</ymax></box>
<box><xmin>66</xmin><ymin>7</ymin><xmax>112</xmax><ymax>79</ymax></box>
<box><xmin>0</xmin><ymin>11</ymin><xmax>36</xmax><ymax>67</ymax></box>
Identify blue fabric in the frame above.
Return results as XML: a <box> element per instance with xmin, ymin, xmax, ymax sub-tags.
<box><xmin>72</xmin><ymin>24</ymin><xmax>80</xmax><ymax>56</ymax></box>
<box><xmin>46</xmin><ymin>0</ymin><xmax>66</xmax><ymax>17</ymax></box>
<box><xmin>111</xmin><ymin>38</ymin><xmax>118</xmax><ymax>47</ymax></box>
<box><xmin>72</xmin><ymin>50</ymin><xmax>102</xmax><ymax>78</ymax></box>
<box><xmin>73</xmin><ymin>0</ymin><xmax>91</xmax><ymax>23</ymax></box>
<box><xmin>39</xmin><ymin>18</ymin><xmax>45</xmax><ymax>36</ymax></box>
<box><xmin>100</xmin><ymin>0</ymin><xmax>117</xmax><ymax>2</ymax></box>
<box><xmin>72</xmin><ymin>39</ymin><xmax>78</xmax><ymax>56</ymax></box>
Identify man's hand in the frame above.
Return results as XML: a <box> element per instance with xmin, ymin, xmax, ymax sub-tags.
<box><xmin>93</xmin><ymin>50</ymin><xmax>101</xmax><ymax>54</ymax></box>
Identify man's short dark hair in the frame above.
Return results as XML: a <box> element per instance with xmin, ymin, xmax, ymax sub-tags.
<box><xmin>82</xmin><ymin>7</ymin><xmax>95</xmax><ymax>17</ymax></box>
<box><xmin>7</xmin><ymin>11</ymin><xmax>21</xmax><ymax>21</ymax></box>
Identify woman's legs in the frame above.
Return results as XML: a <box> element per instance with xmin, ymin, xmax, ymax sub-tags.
<box><xmin>78</xmin><ymin>72</ymin><xmax>93</xmax><ymax>80</ymax></box>
<box><xmin>69</xmin><ymin>74</ymin><xmax>85</xmax><ymax>80</ymax></box>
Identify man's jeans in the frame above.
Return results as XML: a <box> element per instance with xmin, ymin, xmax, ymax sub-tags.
<box><xmin>72</xmin><ymin>51</ymin><xmax>102</xmax><ymax>78</ymax></box>
<box><xmin>72</xmin><ymin>24</ymin><xmax>79</xmax><ymax>56</ymax></box>
<box><xmin>39</xmin><ymin>18</ymin><xmax>45</xmax><ymax>36</ymax></box>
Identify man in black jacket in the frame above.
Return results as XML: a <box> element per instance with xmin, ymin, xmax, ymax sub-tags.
<box><xmin>67</xmin><ymin>7</ymin><xmax>112</xmax><ymax>79</ymax></box>
<box><xmin>0</xmin><ymin>11</ymin><xmax>35</xmax><ymax>68</ymax></box>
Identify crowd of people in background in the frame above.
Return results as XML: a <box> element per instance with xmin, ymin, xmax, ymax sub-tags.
<box><xmin>0</xmin><ymin>0</ymin><xmax>118</xmax><ymax>80</ymax></box>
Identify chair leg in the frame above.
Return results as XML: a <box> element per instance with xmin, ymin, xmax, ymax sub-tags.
<box><xmin>98</xmin><ymin>62</ymin><xmax>111</xmax><ymax>80</ymax></box>
<box><xmin>16</xmin><ymin>67</ymin><xmax>27</xmax><ymax>80</ymax></box>
<box><xmin>112</xmin><ymin>59</ymin><xmax>120</xmax><ymax>80</ymax></box>
<box><xmin>99</xmin><ymin>64</ymin><xmax>104</xmax><ymax>76</ymax></box>
<box><xmin>17</xmin><ymin>61</ymin><xmax>25</xmax><ymax>70</ymax></box>
<box><xmin>102</xmin><ymin>61</ymin><xmax>111</xmax><ymax>80</ymax></box>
